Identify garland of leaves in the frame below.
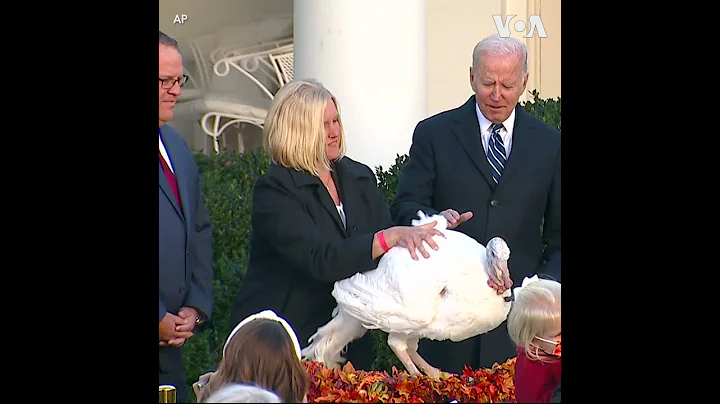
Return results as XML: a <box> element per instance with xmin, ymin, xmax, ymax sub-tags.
<box><xmin>305</xmin><ymin>357</ymin><xmax>516</xmax><ymax>403</ymax></box>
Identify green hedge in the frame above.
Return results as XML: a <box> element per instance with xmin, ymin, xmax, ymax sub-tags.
<box><xmin>180</xmin><ymin>90</ymin><xmax>560</xmax><ymax>400</ymax></box>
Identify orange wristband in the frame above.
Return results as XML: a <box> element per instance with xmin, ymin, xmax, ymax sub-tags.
<box><xmin>378</xmin><ymin>231</ymin><xmax>390</xmax><ymax>252</ymax></box>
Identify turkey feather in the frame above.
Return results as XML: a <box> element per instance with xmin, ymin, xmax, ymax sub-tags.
<box><xmin>301</xmin><ymin>309</ymin><xmax>367</xmax><ymax>369</ymax></box>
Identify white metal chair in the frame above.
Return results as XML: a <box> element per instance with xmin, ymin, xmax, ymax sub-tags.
<box><xmin>200</xmin><ymin>39</ymin><xmax>294</xmax><ymax>153</ymax></box>
<box><xmin>211</xmin><ymin>41</ymin><xmax>293</xmax><ymax>99</ymax></box>
<box><xmin>269</xmin><ymin>50</ymin><xmax>294</xmax><ymax>86</ymax></box>
<box><xmin>172</xmin><ymin>35</ymin><xmax>294</xmax><ymax>155</ymax></box>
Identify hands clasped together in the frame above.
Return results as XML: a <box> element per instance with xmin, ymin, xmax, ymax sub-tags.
<box><xmin>159</xmin><ymin>306</ymin><xmax>198</xmax><ymax>347</ymax></box>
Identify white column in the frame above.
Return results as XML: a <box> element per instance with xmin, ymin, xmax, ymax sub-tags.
<box><xmin>294</xmin><ymin>0</ymin><xmax>427</xmax><ymax>172</ymax></box>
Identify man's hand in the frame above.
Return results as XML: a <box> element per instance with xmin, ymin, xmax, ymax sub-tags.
<box><xmin>159</xmin><ymin>312</ymin><xmax>193</xmax><ymax>347</ymax></box>
<box><xmin>177</xmin><ymin>307</ymin><xmax>199</xmax><ymax>333</ymax></box>
<box><xmin>160</xmin><ymin>337</ymin><xmax>187</xmax><ymax>347</ymax></box>
<box><xmin>440</xmin><ymin>209</ymin><xmax>473</xmax><ymax>229</ymax></box>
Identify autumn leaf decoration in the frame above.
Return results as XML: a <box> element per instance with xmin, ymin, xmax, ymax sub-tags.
<box><xmin>304</xmin><ymin>357</ymin><xmax>516</xmax><ymax>403</ymax></box>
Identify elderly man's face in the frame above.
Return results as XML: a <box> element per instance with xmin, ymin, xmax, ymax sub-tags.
<box><xmin>470</xmin><ymin>51</ymin><xmax>528</xmax><ymax>124</ymax></box>
<box><xmin>159</xmin><ymin>44</ymin><xmax>183</xmax><ymax>126</ymax></box>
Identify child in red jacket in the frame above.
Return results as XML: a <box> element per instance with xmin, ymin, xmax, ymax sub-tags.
<box><xmin>508</xmin><ymin>276</ymin><xmax>561</xmax><ymax>403</ymax></box>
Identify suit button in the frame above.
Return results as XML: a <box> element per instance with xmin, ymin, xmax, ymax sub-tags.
<box><xmin>186</xmin><ymin>251</ymin><xmax>189</xmax><ymax>256</ymax></box>
<box><xmin>179</xmin><ymin>287</ymin><xmax>186</xmax><ymax>294</ymax></box>
<box><xmin>490</xmin><ymin>200</ymin><xmax>499</xmax><ymax>207</ymax></box>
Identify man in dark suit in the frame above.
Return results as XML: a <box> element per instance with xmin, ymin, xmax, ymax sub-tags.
<box><xmin>158</xmin><ymin>30</ymin><xmax>215</xmax><ymax>402</ymax></box>
<box><xmin>390</xmin><ymin>34</ymin><xmax>561</xmax><ymax>373</ymax></box>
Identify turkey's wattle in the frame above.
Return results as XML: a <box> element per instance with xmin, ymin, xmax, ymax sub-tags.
<box><xmin>300</xmin><ymin>211</ymin><xmax>513</xmax><ymax>379</ymax></box>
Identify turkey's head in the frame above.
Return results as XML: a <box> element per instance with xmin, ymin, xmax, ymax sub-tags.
<box><xmin>486</xmin><ymin>237</ymin><xmax>513</xmax><ymax>300</ymax></box>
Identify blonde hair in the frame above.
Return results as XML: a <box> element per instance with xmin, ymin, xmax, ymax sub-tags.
<box><xmin>507</xmin><ymin>278</ymin><xmax>561</xmax><ymax>362</ymax></box>
<box><xmin>263</xmin><ymin>79</ymin><xmax>347</xmax><ymax>176</ymax></box>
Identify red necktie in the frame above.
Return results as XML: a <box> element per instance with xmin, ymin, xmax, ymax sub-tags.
<box><xmin>159</xmin><ymin>150</ymin><xmax>183</xmax><ymax>215</ymax></box>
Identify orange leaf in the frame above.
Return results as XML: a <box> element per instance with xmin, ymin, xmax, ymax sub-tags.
<box><xmin>342</xmin><ymin>361</ymin><xmax>357</xmax><ymax>374</ymax></box>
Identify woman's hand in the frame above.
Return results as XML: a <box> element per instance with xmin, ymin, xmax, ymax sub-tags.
<box><xmin>385</xmin><ymin>221</ymin><xmax>446</xmax><ymax>260</ymax></box>
<box><xmin>192</xmin><ymin>371</ymin><xmax>215</xmax><ymax>401</ymax></box>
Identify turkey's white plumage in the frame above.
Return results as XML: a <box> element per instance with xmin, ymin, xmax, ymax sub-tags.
<box><xmin>301</xmin><ymin>211</ymin><xmax>514</xmax><ymax>378</ymax></box>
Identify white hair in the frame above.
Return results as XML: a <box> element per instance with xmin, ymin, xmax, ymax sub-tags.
<box><xmin>202</xmin><ymin>384</ymin><xmax>282</xmax><ymax>403</ymax></box>
<box><xmin>507</xmin><ymin>278</ymin><xmax>561</xmax><ymax>362</ymax></box>
<box><xmin>471</xmin><ymin>34</ymin><xmax>528</xmax><ymax>76</ymax></box>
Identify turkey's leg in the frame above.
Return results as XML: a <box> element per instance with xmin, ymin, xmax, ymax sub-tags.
<box><xmin>407</xmin><ymin>337</ymin><xmax>441</xmax><ymax>379</ymax></box>
<box><xmin>387</xmin><ymin>333</ymin><xmax>421</xmax><ymax>375</ymax></box>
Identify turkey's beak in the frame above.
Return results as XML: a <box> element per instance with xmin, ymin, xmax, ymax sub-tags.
<box><xmin>503</xmin><ymin>290</ymin><xmax>514</xmax><ymax>302</ymax></box>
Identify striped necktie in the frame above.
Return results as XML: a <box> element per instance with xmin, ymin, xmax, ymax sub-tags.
<box><xmin>486</xmin><ymin>123</ymin><xmax>506</xmax><ymax>184</ymax></box>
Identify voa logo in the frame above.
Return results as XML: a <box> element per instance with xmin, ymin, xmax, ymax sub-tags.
<box><xmin>493</xmin><ymin>15</ymin><xmax>547</xmax><ymax>38</ymax></box>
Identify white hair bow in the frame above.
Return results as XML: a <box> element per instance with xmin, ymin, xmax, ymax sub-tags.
<box><xmin>223</xmin><ymin>310</ymin><xmax>302</xmax><ymax>360</ymax></box>
<box><xmin>512</xmin><ymin>274</ymin><xmax>540</xmax><ymax>298</ymax></box>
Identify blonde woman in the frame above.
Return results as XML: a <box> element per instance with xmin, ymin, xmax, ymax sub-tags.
<box><xmin>507</xmin><ymin>276</ymin><xmax>561</xmax><ymax>403</ymax></box>
<box><xmin>230</xmin><ymin>79</ymin><xmax>445</xmax><ymax>371</ymax></box>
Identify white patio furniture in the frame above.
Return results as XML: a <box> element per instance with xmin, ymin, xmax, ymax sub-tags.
<box><xmin>211</xmin><ymin>38</ymin><xmax>293</xmax><ymax>100</ymax></box>
<box><xmin>269</xmin><ymin>50</ymin><xmax>294</xmax><ymax>86</ymax></box>
<box><xmin>176</xmin><ymin>37</ymin><xmax>294</xmax><ymax>154</ymax></box>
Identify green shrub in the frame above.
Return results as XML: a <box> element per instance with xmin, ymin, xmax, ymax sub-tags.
<box><xmin>180</xmin><ymin>91</ymin><xmax>560</xmax><ymax>400</ymax></box>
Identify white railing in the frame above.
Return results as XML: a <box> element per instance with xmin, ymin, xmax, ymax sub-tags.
<box><xmin>209</xmin><ymin>37</ymin><xmax>293</xmax><ymax>64</ymax></box>
<box><xmin>211</xmin><ymin>38</ymin><xmax>293</xmax><ymax>100</ymax></box>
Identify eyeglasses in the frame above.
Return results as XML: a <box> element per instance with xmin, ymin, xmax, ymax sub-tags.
<box><xmin>534</xmin><ymin>336</ymin><xmax>561</xmax><ymax>357</ymax></box>
<box><xmin>159</xmin><ymin>75</ymin><xmax>189</xmax><ymax>89</ymax></box>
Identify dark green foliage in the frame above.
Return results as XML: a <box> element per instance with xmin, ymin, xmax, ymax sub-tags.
<box><xmin>179</xmin><ymin>92</ymin><xmax>560</xmax><ymax>398</ymax></box>
<box><xmin>523</xmin><ymin>89</ymin><xmax>561</xmax><ymax>131</ymax></box>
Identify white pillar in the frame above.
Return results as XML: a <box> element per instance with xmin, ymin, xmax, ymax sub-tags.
<box><xmin>294</xmin><ymin>0</ymin><xmax>427</xmax><ymax>172</ymax></box>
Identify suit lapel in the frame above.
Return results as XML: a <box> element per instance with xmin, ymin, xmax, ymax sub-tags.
<box><xmin>159</xmin><ymin>165</ymin><xmax>183</xmax><ymax>220</ymax></box>
<box><xmin>315</xmin><ymin>185</ymin><xmax>348</xmax><ymax>237</ymax></box>
<box><xmin>159</xmin><ymin>128</ymin><xmax>190</xmax><ymax>232</ymax></box>
<box><xmin>452</xmin><ymin>96</ymin><xmax>496</xmax><ymax>188</ymax></box>
<box><xmin>498</xmin><ymin>106</ymin><xmax>535</xmax><ymax>184</ymax></box>
<box><xmin>334</xmin><ymin>159</ymin><xmax>365</xmax><ymax>235</ymax></box>
<box><xmin>289</xmin><ymin>167</ymin><xmax>348</xmax><ymax>237</ymax></box>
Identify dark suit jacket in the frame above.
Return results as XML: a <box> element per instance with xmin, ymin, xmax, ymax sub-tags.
<box><xmin>390</xmin><ymin>96</ymin><xmax>561</xmax><ymax>371</ymax></box>
<box><xmin>230</xmin><ymin>157</ymin><xmax>394</xmax><ymax>370</ymax></box>
<box><xmin>159</xmin><ymin>125</ymin><xmax>214</xmax><ymax>376</ymax></box>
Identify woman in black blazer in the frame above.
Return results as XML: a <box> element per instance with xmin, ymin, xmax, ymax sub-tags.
<box><xmin>230</xmin><ymin>79</ymin><xmax>444</xmax><ymax>371</ymax></box>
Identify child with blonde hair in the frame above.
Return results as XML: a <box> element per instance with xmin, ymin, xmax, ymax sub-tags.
<box><xmin>507</xmin><ymin>275</ymin><xmax>561</xmax><ymax>403</ymax></box>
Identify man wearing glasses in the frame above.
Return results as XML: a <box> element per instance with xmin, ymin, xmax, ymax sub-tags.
<box><xmin>158</xmin><ymin>30</ymin><xmax>214</xmax><ymax>402</ymax></box>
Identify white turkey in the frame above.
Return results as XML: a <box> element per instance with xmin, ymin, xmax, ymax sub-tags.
<box><xmin>300</xmin><ymin>210</ymin><xmax>513</xmax><ymax>379</ymax></box>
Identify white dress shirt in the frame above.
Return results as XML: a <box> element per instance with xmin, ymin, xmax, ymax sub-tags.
<box><xmin>475</xmin><ymin>102</ymin><xmax>515</xmax><ymax>159</ymax></box>
<box><xmin>159</xmin><ymin>133</ymin><xmax>175</xmax><ymax>173</ymax></box>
